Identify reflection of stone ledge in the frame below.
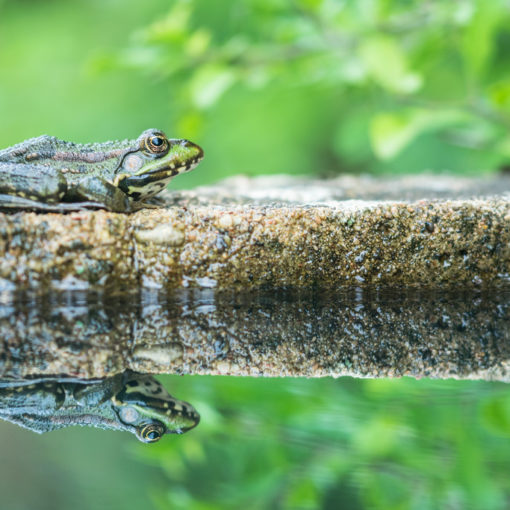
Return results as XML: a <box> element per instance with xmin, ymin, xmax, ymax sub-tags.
<box><xmin>0</xmin><ymin>175</ymin><xmax>509</xmax><ymax>290</ymax></box>
<box><xmin>1</xmin><ymin>288</ymin><xmax>509</xmax><ymax>381</ymax></box>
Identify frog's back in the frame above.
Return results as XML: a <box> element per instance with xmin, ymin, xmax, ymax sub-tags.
<box><xmin>0</xmin><ymin>135</ymin><xmax>59</xmax><ymax>163</ymax></box>
<box><xmin>0</xmin><ymin>135</ymin><xmax>134</xmax><ymax>161</ymax></box>
<box><xmin>0</xmin><ymin>135</ymin><xmax>138</xmax><ymax>183</ymax></box>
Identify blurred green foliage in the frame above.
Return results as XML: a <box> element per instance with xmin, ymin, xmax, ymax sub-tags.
<box><xmin>129</xmin><ymin>375</ymin><xmax>510</xmax><ymax>510</ymax></box>
<box><xmin>1</xmin><ymin>2</ymin><xmax>510</xmax><ymax>509</ymax></box>
<box><xmin>103</xmin><ymin>0</ymin><xmax>510</xmax><ymax>177</ymax></box>
<box><xmin>2</xmin><ymin>375</ymin><xmax>510</xmax><ymax>510</ymax></box>
<box><xmin>2</xmin><ymin>0</ymin><xmax>510</xmax><ymax>184</ymax></box>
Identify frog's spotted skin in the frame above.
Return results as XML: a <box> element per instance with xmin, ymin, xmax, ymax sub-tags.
<box><xmin>0</xmin><ymin>372</ymin><xmax>200</xmax><ymax>443</ymax></box>
<box><xmin>0</xmin><ymin>129</ymin><xmax>204</xmax><ymax>212</ymax></box>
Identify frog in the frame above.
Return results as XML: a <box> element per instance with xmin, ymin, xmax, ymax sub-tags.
<box><xmin>0</xmin><ymin>129</ymin><xmax>203</xmax><ymax>212</ymax></box>
<box><xmin>0</xmin><ymin>371</ymin><xmax>200</xmax><ymax>443</ymax></box>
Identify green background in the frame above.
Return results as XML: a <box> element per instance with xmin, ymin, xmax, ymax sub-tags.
<box><xmin>2</xmin><ymin>377</ymin><xmax>510</xmax><ymax>510</ymax></box>
<box><xmin>2</xmin><ymin>0</ymin><xmax>510</xmax><ymax>184</ymax></box>
<box><xmin>1</xmin><ymin>0</ymin><xmax>510</xmax><ymax>508</ymax></box>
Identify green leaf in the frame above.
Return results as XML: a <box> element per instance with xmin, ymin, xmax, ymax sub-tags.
<box><xmin>284</xmin><ymin>478</ymin><xmax>320</xmax><ymax>509</ymax></box>
<box><xmin>185</xmin><ymin>29</ymin><xmax>211</xmax><ymax>58</ymax></box>
<box><xmin>354</xmin><ymin>416</ymin><xmax>400</xmax><ymax>458</ymax></box>
<box><xmin>481</xmin><ymin>396</ymin><xmax>510</xmax><ymax>437</ymax></box>
<box><xmin>370</xmin><ymin>109</ymin><xmax>468</xmax><ymax>159</ymax></box>
<box><xmin>461</xmin><ymin>1</ymin><xmax>501</xmax><ymax>80</ymax></box>
<box><xmin>358</xmin><ymin>35</ymin><xmax>422</xmax><ymax>94</ymax></box>
<box><xmin>488</xmin><ymin>81</ymin><xmax>510</xmax><ymax>110</ymax></box>
<box><xmin>295</xmin><ymin>0</ymin><xmax>323</xmax><ymax>11</ymax></box>
<box><xmin>189</xmin><ymin>64</ymin><xmax>236</xmax><ymax>109</ymax></box>
<box><xmin>144</xmin><ymin>2</ymin><xmax>191</xmax><ymax>43</ymax></box>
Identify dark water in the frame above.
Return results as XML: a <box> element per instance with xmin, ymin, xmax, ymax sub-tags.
<box><xmin>0</xmin><ymin>287</ymin><xmax>509</xmax><ymax>510</ymax></box>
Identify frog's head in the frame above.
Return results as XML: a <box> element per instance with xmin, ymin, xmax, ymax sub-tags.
<box><xmin>113</xmin><ymin>129</ymin><xmax>204</xmax><ymax>201</ymax></box>
<box><xmin>112</xmin><ymin>375</ymin><xmax>200</xmax><ymax>443</ymax></box>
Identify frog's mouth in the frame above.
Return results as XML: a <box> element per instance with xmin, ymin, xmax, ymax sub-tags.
<box><xmin>115</xmin><ymin>169</ymin><xmax>183</xmax><ymax>200</ymax></box>
<box><xmin>115</xmin><ymin>140</ymin><xmax>203</xmax><ymax>201</ymax></box>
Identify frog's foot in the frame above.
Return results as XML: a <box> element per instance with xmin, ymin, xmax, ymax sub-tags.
<box><xmin>0</xmin><ymin>194</ymin><xmax>106</xmax><ymax>212</ymax></box>
<box><xmin>130</xmin><ymin>200</ymin><xmax>164</xmax><ymax>211</ymax></box>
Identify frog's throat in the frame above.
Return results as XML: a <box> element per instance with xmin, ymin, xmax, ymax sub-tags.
<box><xmin>112</xmin><ymin>169</ymin><xmax>179</xmax><ymax>189</ymax></box>
<box><xmin>112</xmin><ymin>171</ymin><xmax>176</xmax><ymax>200</ymax></box>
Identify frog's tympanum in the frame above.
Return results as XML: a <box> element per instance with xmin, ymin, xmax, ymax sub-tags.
<box><xmin>0</xmin><ymin>129</ymin><xmax>203</xmax><ymax>212</ymax></box>
<box><xmin>0</xmin><ymin>372</ymin><xmax>200</xmax><ymax>443</ymax></box>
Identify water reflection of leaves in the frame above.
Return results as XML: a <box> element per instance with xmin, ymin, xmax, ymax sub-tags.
<box><xmin>132</xmin><ymin>375</ymin><xmax>510</xmax><ymax>509</ymax></box>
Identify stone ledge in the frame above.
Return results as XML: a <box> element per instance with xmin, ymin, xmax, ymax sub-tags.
<box><xmin>0</xmin><ymin>175</ymin><xmax>508</xmax><ymax>290</ymax></box>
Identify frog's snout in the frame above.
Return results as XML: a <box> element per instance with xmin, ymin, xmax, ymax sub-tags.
<box><xmin>180</xmin><ymin>139</ymin><xmax>204</xmax><ymax>161</ymax></box>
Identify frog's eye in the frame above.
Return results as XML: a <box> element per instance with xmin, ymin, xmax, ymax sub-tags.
<box><xmin>136</xmin><ymin>422</ymin><xmax>165</xmax><ymax>443</ymax></box>
<box><xmin>144</xmin><ymin>134</ymin><xmax>169</xmax><ymax>154</ymax></box>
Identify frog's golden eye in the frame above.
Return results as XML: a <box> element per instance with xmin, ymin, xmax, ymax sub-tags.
<box><xmin>144</xmin><ymin>134</ymin><xmax>169</xmax><ymax>154</ymax></box>
<box><xmin>137</xmin><ymin>423</ymin><xmax>165</xmax><ymax>443</ymax></box>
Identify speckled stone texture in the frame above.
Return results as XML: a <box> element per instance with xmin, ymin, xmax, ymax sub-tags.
<box><xmin>0</xmin><ymin>175</ymin><xmax>509</xmax><ymax>382</ymax></box>
<box><xmin>0</xmin><ymin>174</ymin><xmax>508</xmax><ymax>290</ymax></box>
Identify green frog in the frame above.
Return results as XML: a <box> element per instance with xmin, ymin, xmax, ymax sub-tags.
<box><xmin>0</xmin><ymin>129</ymin><xmax>204</xmax><ymax>212</ymax></box>
<box><xmin>0</xmin><ymin>372</ymin><xmax>200</xmax><ymax>442</ymax></box>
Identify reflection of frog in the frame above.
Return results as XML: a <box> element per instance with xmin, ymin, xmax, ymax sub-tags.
<box><xmin>0</xmin><ymin>372</ymin><xmax>200</xmax><ymax>443</ymax></box>
<box><xmin>0</xmin><ymin>129</ymin><xmax>203</xmax><ymax>212</ymax></box>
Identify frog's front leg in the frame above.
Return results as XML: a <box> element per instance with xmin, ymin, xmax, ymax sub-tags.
<box><xmin>72</xmin><ymin>374</ymin><xmax>125</xmax><ymax>406</ymax></box>
<box><xmin>71</xmin><ymin>176</ymin><xmax>135</xmax><ymax>213</ymax></box>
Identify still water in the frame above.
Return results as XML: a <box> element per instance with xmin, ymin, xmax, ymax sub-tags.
<box><xmin>0</xmin><ymin>287</ymin><xmax>509</xmax><ymax>510</ymax></box>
